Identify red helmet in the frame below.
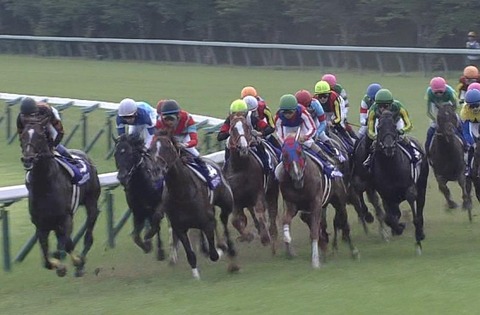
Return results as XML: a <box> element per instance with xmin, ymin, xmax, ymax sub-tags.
<box><xmin>294</xmin><ymin>89</ymin><xmax>312</xmax><ymax>107</ymax></box>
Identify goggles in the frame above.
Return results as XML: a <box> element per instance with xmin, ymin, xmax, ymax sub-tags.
<box><xmin>162</xmin><ymin>114</ymin><xmax>178</xmax><ymax>121</ymax></box>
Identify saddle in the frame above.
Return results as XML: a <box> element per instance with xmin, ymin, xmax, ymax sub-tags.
<box><xmin>54</xmin><ymin>153</ymin><xmax>91</xmax><ymax>185</ymax></box>
<box><xmin>186</xmin><ymin>161</ymin><xmax>221</xmax><ymax>190</ymax></box>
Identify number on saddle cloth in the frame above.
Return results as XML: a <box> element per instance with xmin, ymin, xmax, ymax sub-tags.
<box><xmin>54</xmin><ymin>154</ymin><xmax>91</xmax><ymax>185</ymax></box>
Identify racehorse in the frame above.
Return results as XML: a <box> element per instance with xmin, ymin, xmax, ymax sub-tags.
<box><xmin>225</xmin><ymin>115</ymin><xmax>279</xmax><ymax>253</ymax></box>
<box><xmin>147</xmin><ymin>132</ymin><xmax>238</xmax><ymax>279</ymax></box>
<box><xmin>276</xmin><ymin>134</ymin><xmax>358</xmax><ymax>268</ymax></box>
<box><xmin>20</xmin><ymin>118</ymin><xmax>100</xmax><ymax>277</ymax></box>
<box><xmin>114</xmin><ymin>133</ymin><xmax>165</xmax><ymax>260</ymax></box>
<box><xmin>466</xmin><ymin>138</ymin><xmax>480</xmax><ymax>222</ymax></box>
<box><xmin>428</xmin><ymin>103</ymin><xmax>472</xmax><ymax>216</ymax></box>
<box><xmin>370</xmin><ymin>110</ymin><xmax>429</xmax><ymax>254</ymax></box>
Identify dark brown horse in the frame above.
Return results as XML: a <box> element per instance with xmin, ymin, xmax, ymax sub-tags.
<box><xmin>276</xmin><ymin>134</ymin><xmax>358</xmax><ymax>268</ymax></box>
<box><xmin>466</xmin><ymin>138</ymin><xmax>480</xmax><ymax>222</ymax></box>
<box><xmin>429</xmin><ymin>103</ymin><xmax>472</xmax><ymax>217</ymax></box>
<box><xmin>20</xmin><ymin>119</ymin><xmax>100</xmax><ymax>277</ymax></box>
<box><xmin>225</xmin><ymin>115</ymin><xmax>279</xmax><ymax>253</ymax></box>
<box><xmin>147</xmin><ymin>132</ymin><xmax>238</xmax><ymax>279</ymax></box>
<box><xmin>114</xmin><ymin>133</ymin><xmax>165</xmax><ymax>259</ymax></box>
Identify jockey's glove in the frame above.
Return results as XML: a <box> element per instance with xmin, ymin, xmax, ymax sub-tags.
<box><xmin>398</xmin><ymin>129</ymin><xmax>405</xmax><ymax>135</ymax></box>
<box><xmin>252</xmin><ymin>130</ymin><xmax>262</xmax><ymax>137</ymax></box>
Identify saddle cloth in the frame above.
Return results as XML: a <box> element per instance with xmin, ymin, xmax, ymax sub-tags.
<box><xmin>187</xmin><ymin>162</ymin><xmax>221</xmax><ymax>190</ymax></box>
<box><xmin>54</xmin><ymin>153</ymin><xmax>91</xmax><ymax>185</ymax></box>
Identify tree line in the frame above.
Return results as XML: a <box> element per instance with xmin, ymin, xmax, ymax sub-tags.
<box><xmin>0</xmin><ymin>0</ymin><xmax>478</xmax><ymax>48</ymax></box>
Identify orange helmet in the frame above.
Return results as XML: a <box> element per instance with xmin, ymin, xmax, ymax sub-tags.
<box><xmin>156</xmin><ymin>99</ymin><xmax>167</xmax><ymax>114</ymax></box>
<box><xmin>241</xmin><ymin>86</ymin><xmax>258</xmax><ymax>98</ymax></box>
<box><xmin>464</xmin><ymin>66</ymin><xmax>479</xmax><ymax>79</ymax></box>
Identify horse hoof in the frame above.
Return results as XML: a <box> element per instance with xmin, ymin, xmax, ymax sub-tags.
<box><xmin>210</xmin><ymin>251</ymin><xmax>220</xmax><ymax>262</ymax></box>
<box><xmin>463</xmin><ymin>201</ymin><xmax>473</xmax><ymax>211</ymax></box>
<box><xmin>157</xmin><ymin>249</ymin><xmax>166</xmax><ymax>261</ymax></box>
<box><xmin>447</xmin><ymin>201</ymin><xmax>458</xmax><ymax>209</ymax></box>
<box><xmin>364</xmin><ymin>212</ymin><xmax>374</xmax><ymax>223</ymax></box>
<box><xmin>143</xmin><ymin>241</ymin><xmax>152</xmax><ymax>254</ymax></box>
<box><xmin>52</xmin><ymin>251</ymin><xmax>66</xmax><ymax>260</ymax></box>
<box><xmin>227</xmin><ymin>263</ymin><xmax>240</xmax><ymax>273</ymax></box>
<box><xmin>351</xmin><ymin>248</ymin><xmax>360</xmax><ymax>260</ymax></box>
<box><xmin>56</xmin><ymin>265</ymin><xmax>67</xmax><ymax>277</ymax></box>
<box><xmin>74</xmin><ymin>268</ymin><xmax>85</xmax><ymax>277</ymax></box>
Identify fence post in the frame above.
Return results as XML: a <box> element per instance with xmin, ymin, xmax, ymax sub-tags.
<box><xmin>105</xmin><ymin>188</ymin><xmax>115</xmax><ymax>248</ymax></box>
<box><xmin>105</xmin><ymin>110</ymin><xmax>117</xmax><ymax>159</ymax></box>
<box><xmin>1</xmin><ymin>203</ymin><xmax>12</xmax><ymax>272</ymax></box>
<box><xmin>54</xmin><ymin>101</ymin><xmax>74</xmax><ymax>119</ymax></box>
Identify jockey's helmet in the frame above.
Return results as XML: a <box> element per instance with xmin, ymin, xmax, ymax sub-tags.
<box><xmin>156</xmin><ymin>99</ymin><xmax>167</xmax><ymax>115</ymax></box>
<box><xmin>314</xmin><ymin>80</ymin><xmax>331</xmax><ymax>95</ymax></box>
<box><xmin>161</xmin><ymin>100</ymin><xmax>181</xmax><ymax>115</ymax></box>
<box><xmin>366</xmin><ymin>83</ymin><xmax>382</xmax><ymax>99</ymax></box>
<box><xmin>240</xmin><ymin>86</ymin><xmax>258</xmax><ymax>98</ymax></box>
<box><xmin>430</xmin><ymin>77</ymin><xmax>447</xmax><ymax>93</ymax></box>
<box><xmin>465</xmin><ymin>89</ymin><xmax>480</xmax><ymax>106</ymax></box>
<box><xmin>230</xmin><ymin>99</ymin><xmax>248</xmax><ymax>114</ymax></box>
<box><xmin>118</xmin><ymin>98</ymin><xmax>137</xmax><ymax>117</ymax></box>
<box><xmin>467</xmin><ymin>82</ymin><xmax>480</xmax><ymax>92</ymax></box>
<box><xmin>243</xmin><ymin>95</ymin><xmax>258</xmax><ymax>111</ymax></box>
<box><xmin>279</xmin><ymin>94</ymin><xmax>298</xmax><ymax>111</ymax></box>
<box><xmin>464</xmin><ymin>66</ymin><xmax>479</xmax><ymax>79</ymax></box>
<box><xmin>375</xmin><ymin>89</ymin><xmax>393</xmax><ymax>105</ymax></box>
<box><xmin>20</xmin><ymin>97</ymin><xmax>38</xmax><ymax>115</ymax></box>
<box><xmin>294</xmin><ymin>90</ymin><xmax>312</xmax><ymax>107</ymax></box>
<box><xmin>321</xmin><ymin>74</ymin><xmax>337</xmax><ymax>89</ymax></box>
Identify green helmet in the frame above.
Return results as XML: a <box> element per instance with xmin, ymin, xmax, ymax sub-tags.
<box><xmin>230</xmin><ymin>99</ymin><xmax>248</xmax><ymax>114</ymax></box>
<box><xmin>279</xmin><ymin>94</ymin><xmax>298</xmax><ymax>111</ymax></box>
<box><xmin>314</xmin><ymin>80</ymin><xmax>331</xmax><ymax>94</ymax></box>
<box><xmin>375</xmin><ymin>89</ymin><xmax>393</xmax><ymax>104</ymax></box>
<box><xmin>20</xmin><ymin>97</ymin><xmax>38</xmax><ymax>115</ymax></box>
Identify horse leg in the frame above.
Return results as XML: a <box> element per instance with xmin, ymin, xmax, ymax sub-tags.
<box><xmin>366</xmin><ymin>188</ymin><xmax>388</xmax><ymax>241</ymax></box>
<box><xmin>39</xmin><ymin>228</ymin><xmax>67</xmax><ymax>277</ymax></box>
<box><xmin>282</xmin><ymin>201</ymin><xmax>298</xmax><ymax>258</ymax></box>
<box><xmin>132</xmin><ymin>215</ymin><xmax>150</xmax><ymax>253</ymax></box>
<box><xmin>232</xmin><ymin>206</ymin><xmax>254</xmax><ymax>242</ymax></box>
<box><xmin>435</xmin><ymin>174</ymin><xmax>457</xmax><ymax>209</ymax></box>
<box><xmin>218</xmin><ymin>203</ymin><xmax>240</xmax><ymax>273</ymax></box>
<box><xmin>266</xmin><ymin>183</ymin><xmax>279</xmax><ymax>255</ymax></box>
<box><xmin>383</xmin><ymin>200</ymin><xmax>405</xmax><ymax>236</ymax></box>
<box><xmin>155</xmin><ymin>223</ymin><xmax>165</xmax><ymax>261</ymax></box>
<box><xmin>253</xmin><ymin>197</ymin><xmax>271</xmax><ymax>246</ymax></box>
<box><xmin>458</xmin><ymin>174</ymin><xmax>473</xmax><ymax>217</ymax></box>
<box><xmin>309</xmin><ymin>200</ymin><xmax>323</xmax><ymax>269</ymax></box>
<box><xmin>175</xmin><ymin>229</ymin><xmax>200</xmax><ymax>280</ymax></box>
<box><xmin>347</xmin><ymin>187</ymin><xmax>372</xmax><ymax>234</ymax></box>
<box><xmin>168</xmin><ymin>227</ymin><xmax>179</xmax><ymax>265</ymax></box>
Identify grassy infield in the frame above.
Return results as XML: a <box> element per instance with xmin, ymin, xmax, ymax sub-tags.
<box><xmin>1</xmin><ymin>55</ymin><xmax>480</xmax><ymax>314</ymax></box>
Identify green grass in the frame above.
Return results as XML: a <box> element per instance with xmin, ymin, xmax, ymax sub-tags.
<box><xmin>0</xmin><ymin>55</ymin><xmax>478</xmax><ymax>314</ymax></box>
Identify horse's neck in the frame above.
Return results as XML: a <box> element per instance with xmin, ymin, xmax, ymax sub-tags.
<box><xmin>165</xmin><ymin>160</ymin><xmax>195</xmax><ymax>194</ymax></box>
<box><xmin>375</xmin><ymin>147</ymin><xmax>406</xmax><ymax>168</ymax></box>
<box><xmin>229</xmin><ymin>149</ymin><xmax>252</xmax><ymax>171</ymax></box>
<box><xmin>30</xmin><ymin>158</ymin><xmax>60</xmax><ymax>184</ymax></box>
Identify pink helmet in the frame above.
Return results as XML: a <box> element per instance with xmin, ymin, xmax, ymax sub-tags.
<box><xmin>321</xmin><ymin>74</ymin><xmax>337</xmax><ymax>88</ymax></box>
<box><xmin>429</xmin><ymin>77</ymin><xmax>447</xmax><ymax>93</ymax></box>
<box><xmin>467</xmin><ymin>82</ymin><xmax>480</xmax><ymax>91</ymax></box>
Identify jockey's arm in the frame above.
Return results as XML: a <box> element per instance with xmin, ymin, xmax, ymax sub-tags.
<box><xmin>49</xmin><ymin>114</ymin><xmax>65</xmax><ymax>146</ymax></box>
<box><xmin>399</xmin><ymin>107</ymin><xmax>413</xmax><ymax>134</ymax></box>
<box><xmin>217</xmin><ymin>119</ymin><xmax>230</xmax><ymax>141</ymax></box>
<box><xmin>184</xmin><ymin>120</ymin><xmax>198</xmax><ymax>148</ymax></box>
<box><xmin>426</xmin><ymin>101</ymin><xmax>436</xmax><ymax>121</ymax></box>
<box><xmin>301</xmin><ymin>111</ymin><xmax>317</xmax><ymax>140</ymax></box>
<box><xmin>263</xmin><ymin>106</ymin><xmax>275</xmax><ymax>128</ymax></box>
<box><xmin>116</xmin><ymin>116</ymin><xmax>127</xmax><ymax>135</ymax></box>
<box><xmin>359</xmin><ymin>99</ymin><xmax>369</xmax><ymax>126</ymax></box>
<box><xmin>144</xmin><ymin>126</ymin><xmax>156</xmax><ymax>148</ymax></box>
<box><xmin>332</xmin><ymin>98</ymin><xmax>343</xmax><ymax>125</ymax></box>
<box><xmin>367</xmin><ymin>110</ymin><xmax>377</xmax><ymax>140</ymax></box>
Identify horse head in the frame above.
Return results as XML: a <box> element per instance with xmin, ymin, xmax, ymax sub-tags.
<box><xmin>436</xmin><ymin>102</ymin><xmax>457</xmax><ymax>141</ymax></box>
<box><xmin>114</xmin><ymin>133</ymin><xmax>147</xmax><ymax>186</ymax></box>
<box><xmin>150</xmin><ymin>131</ymin><xmax>179</xmax><ymax>174</ymax></box>
<box><xmin>20</xmin><ymin>118</ymin><xmax>54</xmax><ymax>170</ymax></box>
<box><xmin>281</xmin><ymin>135</ymin><xmax>306</xmax><ymax>189</ymax></box>
<box><xmin>375</xmin><ymin>110</ymin><xmax>398</xmax><ymax>157</ymax></box>
<box><xmin>228</xmin><ymin>115</ymin><xmax>254</xmax><ymax>157</ymax></box>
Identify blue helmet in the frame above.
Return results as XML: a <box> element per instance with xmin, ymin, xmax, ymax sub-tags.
<box><xmin>465</xmin><ymin>89</ymin><xmax>480</xmax><ymax>105</ymax></box>
<box><xmin>366</xmin><ymin>83</ymin><xmax>382</xmax><ymax>99</ymax></box>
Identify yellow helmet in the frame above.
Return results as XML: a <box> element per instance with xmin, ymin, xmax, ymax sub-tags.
<box><xmin>230</xmin><ymin>99</ymin><xmax>248</xmax><ymax>114</ymax></box>
<box><xmin>464</xmin><ymin>66</ymin><xmax>479</xmax><ymax>79</ymax></box>
<box><xmin>314</xmin><ymin>80</ymin><xmax>331</xmax><ymax>94</ymax></box>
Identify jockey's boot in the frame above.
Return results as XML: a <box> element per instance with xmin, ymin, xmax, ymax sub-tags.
<box><xmin>363</xmin><ymin>140</ymin><xmax>375</xmax><ymax>168</ymax></box>
<box><xmin>425</xmin><ymin>126</ymin><xmax>435</xmax><ymax>157</ymax></box>
<box><xmin>255</xmin><ymin>143</ymin><xmax>271</xmax><ymax>174</ymax></box>
<box><xmin>309</xmin><ymin>143</ymin><xmax>342</xmax><ymax>178</ymax></box>
<box><xmin>56</xmin><ymin>144</ymin><xmax>74</xmax><ymax>160</ymax></box>
<box><xmin>194</xmin><ymin>156</ymin><xmax>215</xmax><ymax>189</ymax></box>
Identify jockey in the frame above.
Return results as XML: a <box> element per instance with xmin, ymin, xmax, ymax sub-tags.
<box><xmin>156</xmin><ymin>99</ymin><xmax>216</xmax><ymax>188</ymax></box>
<box><xmin>425</xmin><ymin>77</ymin><xmax>462</xmax><ymax>156</ymax></box>
<box><xmin>313</xmin><ymin>80</ymin><xmax>355</xmax><ymax>149</ymax></box>
<box><xmin>275</xmin><ymin>94</ymin><xmax>342</xmax><ymax>177</ymax></box>
<box><xmin>241</xmin><ymin>86</ymin><xmax>275</xmax><ymax>128</ymax></box>
<box><xmin>460</xmin><ymin>89</ymin><xmax>480</xmax><ymax>176</ymax></box>
<box><xmin>321</xmin><ymin>73</ymin><xmax>356</xmax><ymax>138</ymax></box>
<box><xmin>116</xmin><ymin>98</ymin><xmax>157</xmax><ymax>149</ymax></box>
<box><xmin>364</xmin><ymin>89</ymin><xmax>417</xmax><ymax>167</ymax></box>
<box><xmin>359</xmin><ymin>83</ymin><xmax>382</xmax><ymax>137</ymax></box>
<box><xmin>217</xmin><ymin>99</ymin><xmax>274</xmax><ymax>173</ymax></box>
<box><xmin>456</xmin><ymin>66</ymin><xmax>479</xmax><ymax>103</ymax></box>
<box><xmin>295</xmin><ymin>89</ymin><xmax>344</xmax><ymax>162</ymax></box>
<box><xmin>16</xmin><ymin>97</ymin><xmax>72</xmax><ymax>159</ymax></box>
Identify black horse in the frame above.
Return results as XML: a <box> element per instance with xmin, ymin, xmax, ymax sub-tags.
<box><xmin>429</xmin><ymin>103</ymin><xmax>471</xmax><ymax>216</ymax></box>
<box><xmin>147</xmin><ymin>132</ymin><xmax>239</xmax><ymax>279</ymax></box>
<box><xmin>370</xmin><ymin>111</ymin><xmax>429</xmax><ymax>253</ymax></box>
<box><xmin>114</xmin><ymin>133</ymin><xmax>165</xmax><ymax>260</ymax></box>
<box><xmin>20</xmin><ymin>119</ymin><xmax>100</xmax><ymax>277</ymax></box>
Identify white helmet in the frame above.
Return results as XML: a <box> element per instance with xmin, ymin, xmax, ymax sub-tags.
<box><xmin>118</xmin><ymin>98</ymin><xmax>137</xmax><ymax>116</ymax></box>
<box><xmin>243</xmin><ymin>95</ymin><xmax>258</xmax><ymax>111</ymax></box>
